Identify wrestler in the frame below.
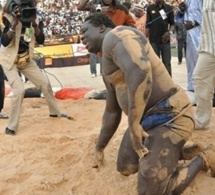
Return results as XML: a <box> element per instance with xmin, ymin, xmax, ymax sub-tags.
<box><xmin>81</xmin><ymin>13</ymin><xmax>215</xmax><ymax>194</ymax></box>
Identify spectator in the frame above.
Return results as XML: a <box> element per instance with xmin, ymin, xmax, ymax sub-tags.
<box><xmin>0</xmin><ymin>10</ymin><xmax>8</xmax><ymax>119</ymax></box>
<box><xmin>90</xmin><ymin>53</ymin><xmax>101</xmax><ymax>77</ymax></box>
<box><xmin>145</xmin><ymin>0</ymin><xmax>175</xmax><ymax>76</ymax></box>
<box><xmin>192</xmin><ymin>0</ymin><xmax>214</xmax><ymax>130</ymax></box>
<box><xmin>175</xmin><ymin>0</ymin><xmax>186</xmax><ymax>64</ymax></box>
<box><xmin>0</xmin><ymin>0</ymin><xmax>71</xmax><ymax>135</ymax></box>
<box><xmin>183</xmin><ymin>0</ymin><xmax>202</xmax><ymax>100</ymax></box>
<box><xmin>0</xmin><ymin>65</ymin><xmax>8</xmax><ymax>119</ymax></box>
<box><xmin>122</xmin><ymin>1</ymin><xmax>136</xmax><ymax>19</ymax></box>
<box><xmin>133</xmin><ymin>3</ymin><xmax>147</xmax><ymax>33</ymax></box>
<box><xmin>78</xmin><ymin>0</ymin><xmax>135</xmax><ymax>27</ymax></box>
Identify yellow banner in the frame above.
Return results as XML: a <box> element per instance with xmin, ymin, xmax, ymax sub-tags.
<box><xmin>34</xmin><ymin>44</ymin><xmax>74</xmax><ymax>58</ymax></box>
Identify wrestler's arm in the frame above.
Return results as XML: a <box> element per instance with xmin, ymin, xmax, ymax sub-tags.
<box><xmin>95</xmin><ymin>77</ymin><xmax>122</xmax><ymax>152</ymax></box>
<box><xmin>111</xmin><ymin>41</ymin><xmax>152</xmax><ymax>157</ymax></box>
<box><xmin>93</xmin><ymin>76</ymin><xmax>122</xmax><ymax>168</ymax></box>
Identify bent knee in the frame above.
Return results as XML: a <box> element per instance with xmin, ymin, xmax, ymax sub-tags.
<box><xmin>117</xmin><ymin>164</ymin><xmax>138</xmax><ymax>176</ymax></box>
<box><xmin>139</xmin><ymin>158</ymin><xmax>169</xmax><ymax>180</ymax></box>
<box><xmin>138</xmin><ymin>160</ymin><xmax>170</xmax><ymax>194</ymax></box>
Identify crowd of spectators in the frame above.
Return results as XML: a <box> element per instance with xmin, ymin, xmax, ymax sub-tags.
<box><xmin>0</xmin><ymin>0</ymin><xmax>179</xmax><ymax>43</ymax></box>
<box><xmin>36</xmin><ymin>0</ymin><xmax>88</xmax><ymax>42</ymax></box>
<box><xmin>36</xmin><ymin>0</ymin><xmax>178</xmax><ymax>39</ymax></box>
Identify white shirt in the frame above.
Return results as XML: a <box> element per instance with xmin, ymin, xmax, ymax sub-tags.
<box><xmin>198</xmin><ymin>0</ymin><xmax>215</xmax><ymax>56</ymax></box>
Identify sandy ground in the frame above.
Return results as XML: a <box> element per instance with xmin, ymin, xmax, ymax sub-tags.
<box><xmin>0</xmin><ymin>57</ymin><xmax>215</xmax><ymax>195</ymax></box>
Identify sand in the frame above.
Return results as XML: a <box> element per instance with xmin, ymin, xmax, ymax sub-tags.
<box><xmin>0</xmin><ymin>57</ymin><xmax>215</xmax><ymax>195</ymax></box>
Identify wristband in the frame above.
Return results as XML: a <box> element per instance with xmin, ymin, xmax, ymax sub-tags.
<box><xmin>9</xmin><ymin>28</ymin><xmax>15</xmax><ymax>33</ymax></box>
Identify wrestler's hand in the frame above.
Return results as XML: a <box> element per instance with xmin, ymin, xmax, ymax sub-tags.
<box><xmin>130</xmin><ymin>125</ymin><xmax>149</xmax><ymax>158</ymax></box>
<box><xmin>162</xmin><ymin>31</ymin><xmax>170</xmax><ymax>43</ymax></box>
<box><xmin>92</xmin><ymin>149</ymin><xmax>104</xmax><ymax>168</ymax></box>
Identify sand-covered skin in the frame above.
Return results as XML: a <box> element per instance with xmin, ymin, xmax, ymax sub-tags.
<box><xmin>1</xmin><ymin>60</ymin><xmax>215</xmax><ymax>195</ymax></box>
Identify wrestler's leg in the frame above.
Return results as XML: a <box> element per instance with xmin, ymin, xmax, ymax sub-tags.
<box><xmin>138</xmin><ymin>126</ymin><xmax>185</xmax><ymax>195</ymax></box>
<box><xmin>165</xmin><ymin>156</ymin><xmax>203</xmax><ymax>194</ymax></box>
<box><xmin>138</xmin><ymin>125</ymin><xmax>215</xmax><ymax>195</ymax></box>
<box><xmin>117</xmin><ymin>128</ymin><xmax>140</xmax><ymax>176</ymax></box>
<box><xmin>166</xmin><ymin>144</ymin><xmax>215</xmax><ymax>194</ymax></box>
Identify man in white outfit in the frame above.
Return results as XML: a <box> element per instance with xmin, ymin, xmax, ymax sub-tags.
<box><xmin>193</xmin><ymin>0</ymin><xmax>215</xmax><ymax>130</ymax></box>
<box><xmin>0</xmin><ymin>0</ymin><xmax>72</xmax><ymax>135</ymax></box>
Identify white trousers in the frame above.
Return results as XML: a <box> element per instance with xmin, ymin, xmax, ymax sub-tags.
<box><xmin>3</xmin><ymin>60</ymin><xmax>61</xmax><ymax>131</ymax></box>
<box><xmin>193</xmin><ymin>52</ymin><xmax>215</xmax><ymax>129</ymax></box>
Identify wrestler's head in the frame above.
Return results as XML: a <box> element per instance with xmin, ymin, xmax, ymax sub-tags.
<box><xmin>81</xmin><ymin>13</ymin><xmax>115</xmax><ymax>53</ymax></box>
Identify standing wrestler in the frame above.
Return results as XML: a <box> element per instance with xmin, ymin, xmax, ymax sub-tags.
<box><xmin>81</xmin><ymin>13</ymin><xmax>215</xmax><ymax>194</ymax></box>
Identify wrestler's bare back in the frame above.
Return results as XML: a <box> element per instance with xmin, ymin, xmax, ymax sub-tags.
<box><xmin>102</xmin><ymin>26</ymin><xmax>177</xmax><ymax>114</ymax></box>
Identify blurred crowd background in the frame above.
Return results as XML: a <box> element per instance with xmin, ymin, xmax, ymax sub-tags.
<box><xmin>0</xmin><ymin>0</ymin><xmax>179</xmax><ymax>44</ymax></box>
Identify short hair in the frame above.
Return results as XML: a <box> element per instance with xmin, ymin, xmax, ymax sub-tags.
<box><xmin>84</xmin><ymin>13</ymin><xmax>116</xmax><ymax>28</ymax></box>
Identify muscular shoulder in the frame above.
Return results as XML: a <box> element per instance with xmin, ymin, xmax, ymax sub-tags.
<box><xmin>102</xmin><ymin>27</ymin><xmax>122</xmax><ymax>59</ymax></box>
<box><xmin>103</xmin><ymin>26</ymin><xmax>147</xmax><ymax>59</ymax></box>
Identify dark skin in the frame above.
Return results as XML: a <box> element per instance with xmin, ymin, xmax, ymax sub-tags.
<box><xmin>82</xmin><ymin>20</ymin><xmax>177</xmax><ymax>159</ymax></box>
<box><xmin>81</xmin><ymin>16</ymin><xmax>215</xmax><ymax>194</ymax></box>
